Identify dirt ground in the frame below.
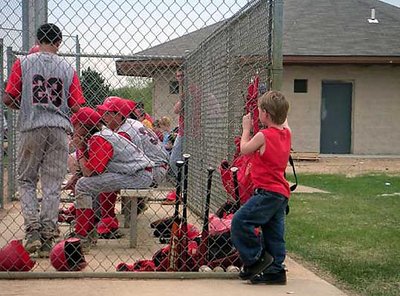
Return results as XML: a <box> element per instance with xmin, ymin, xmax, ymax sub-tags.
<box><xmin>289</xmin><ymin>155</ymin><xmax>400</xmax><ymax>176</ymax></box>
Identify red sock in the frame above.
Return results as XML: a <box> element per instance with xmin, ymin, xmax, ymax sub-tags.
<box><xmin>97</xmin><ymin>217</ymin><xmax>119</xmax><ymax>234</ymax></box>
<box><xmin>75</xmin><ymin>209</ymin><xmax>95</xmax><ymax>236</ymax></box>
<box><xmin>99</xmin><ymin>192</ymin><xmax>118</xmax><ymax>219</ymax></box>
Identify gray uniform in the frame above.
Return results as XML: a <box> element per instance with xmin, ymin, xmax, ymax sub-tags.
<box><xmin>75</xmin><ymin>128</ymin><xmax>154</xmax><ymax>209</ymax></box>
<box><xmin>119</xmin><ymin>118</ymin><xmax>169</xmax><ymax>185</ymax></box>
<box><xmin>17</xmin><ymin>52</ymin><xmax>75</xmax><ymax>237</ymax></box>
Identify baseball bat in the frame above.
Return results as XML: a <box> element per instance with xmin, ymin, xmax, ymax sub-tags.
<box><xmin>198</xmin><ymin>167</ymin><xmax>215</xmax><ymax>268</ymax></box>
<box><xmin>168</xmin><ymin>160</ymin><xmax>184</xmax><ymax>271</ymax></box>
<box><xmin>245</xmin><ymin>76</ymin><xmax>260</xmax><ymax>133</ymax></box>
<box><xmin>231</xmin><ymin>167</ymin><xmax>241</xmax><ymax>212</ymax></box>
<box><xmin>179</xmin><ymin>153</ymin><xmax>191</xmax><ymax>271</ymax></box>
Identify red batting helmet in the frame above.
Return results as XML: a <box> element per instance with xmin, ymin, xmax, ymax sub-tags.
<box><xmin>28</xmin><ymin>45</ymin><xmax>40</xmax><ymax>54</ymax></box>
<box><xmin>50</xmin><ymin>238</ymin><xmax>87</xmax><ymax>271</ymax></box>
<box><xmin>0</xmin><ymin>240</ymin><xmax>36</xmax><ymax>271</ymax></box>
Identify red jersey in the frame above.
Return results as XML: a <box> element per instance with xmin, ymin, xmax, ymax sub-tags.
<box><xmin>178</xmin><ymin>114</ymin><xmax>184</xmax><ymax>136</ymax></box>
<box><xmin>250</xmin><ymin>127</ymin><xmax>291</xmax><ymax>198</ymax></box>
<box><xmin>77</xmin><ymin>136</ymin><xmax>113</xmax><ymax>174</ymax></box>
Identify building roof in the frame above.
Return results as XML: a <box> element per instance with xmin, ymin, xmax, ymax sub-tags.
<box><xmin>137</xmin><ymin>22</ymin><xmax>223</xmax><ymax>57</ymax></box>
<box><xmin>116</xmin><ymin>0</ymin><xmax>400</xmax><ymax>76</ymax></box>
<box><xmin>116</xmin><ymin>22</ymin><xmax>222</xmax><ymax>76</ymax></box>
<box><xmin>284</xmin><ymin>0</ymin><xmax>400</xmax><ymax>56</ymax></box>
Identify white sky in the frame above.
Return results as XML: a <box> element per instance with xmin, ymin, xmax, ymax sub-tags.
<box><xmin>2</xmin><ymin>0</ymin><xmax>399</xmax><ymax>54</ymax></box>
<box><xmin>383</xmin><ymin>0</ymin><xmax>400</xmax><ymax>6</ymax></box>
<box><xmin>1</xmin><ymin>0</ymin><xmax>250</xmax><ymax>87</ymax></box>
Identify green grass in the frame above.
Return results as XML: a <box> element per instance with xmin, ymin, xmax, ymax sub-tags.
<box><xmin>286</xmin><ymin>174</ymin><xmax>400</xmax><ymax>296</ymax></box>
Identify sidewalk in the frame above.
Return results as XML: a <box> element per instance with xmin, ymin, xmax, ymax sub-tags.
<box><xmin>0</xmin><ymin>256</ymin><xmax>347</xmax><ymax>296</ymax></box>
<box><xmin>0</xmin><ymin>185</ymin><xmax>344</xmax><ymax>296</ymax></box>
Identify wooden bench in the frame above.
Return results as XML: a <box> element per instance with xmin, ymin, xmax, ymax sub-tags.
<box><xmin>291</xmin><ymin>151</ymin><xmax>320</xmax><ymax>161</ymax></box>
<box><xmin>120</xmin><ymin>188</ymin><xmax>154</xmax><ymax>248</ymax></box>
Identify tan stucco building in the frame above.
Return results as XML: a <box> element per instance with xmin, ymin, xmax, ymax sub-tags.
<box><xmin>116</xmin><ymin>0</ymin><xmax>400</xmax><ymax>155</ymax></box>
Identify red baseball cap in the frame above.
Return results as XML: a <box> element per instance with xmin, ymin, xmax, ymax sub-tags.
<box><xmin>28</xmin><ymin>45</ymin><xmax>40</xmax><ymax>54</ymax></box>
<box><xmin>71</xmin><ymin>107</ymin><xmax>102</xmax><ymax>127</ymax></box>
<box><xmin>97</xmin><ymin>97</ymin><xmax>136</xmax><ymax>117</ymax></box>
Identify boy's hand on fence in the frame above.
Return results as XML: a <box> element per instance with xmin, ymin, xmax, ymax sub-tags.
<box><xmin>242</xmin><ymin>113</ymin><xmax>252</xmax><ymax>132</ymax></box>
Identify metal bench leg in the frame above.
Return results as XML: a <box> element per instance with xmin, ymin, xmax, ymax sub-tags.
<box><xmin>129</xmin><ymin>196</ymin><xmax>138</xmax><ymax>248</ymax></box>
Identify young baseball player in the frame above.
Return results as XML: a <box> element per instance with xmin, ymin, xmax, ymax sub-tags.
<box><xmin>231</xmin><ymin>91</ymin><xmax>291</xmax><ymax>285</ymax></box>
<box><xmin>97</xmin><ymin>97</ymin><xmax>169</xmax><ymax>186</ymax></box>
<box><xmin>159</xmin><ymin>116</ymin><xmax>172</xmax><ymax>147</ymax></box>
<box><xmin>3</xmin><ymin>23</ymin><xmax>85</xmax><ymax>257</ymax></box>
<box><xmin>69</xmin><ymin>107</ymin><xmax>154</xmax><ymax>251</ymax></box>
<box><xmin>94</xmin><ymin>97</ymin><xmax>169</xmax><ymax>237</ymax></box>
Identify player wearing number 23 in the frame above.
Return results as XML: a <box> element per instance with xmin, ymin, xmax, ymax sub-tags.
<box><xmin>3</xmin><ymin>23</ymin><xmax>85</xmax><ymax>257</ymax></box>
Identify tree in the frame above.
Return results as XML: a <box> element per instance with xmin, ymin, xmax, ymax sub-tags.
<box><xmin>110</xmin><ymin>78</ymin><xmax>154</xmax><ymax>114</ymax></box>
<box><xmin>80</xmin><ymin>67</ymin><xmax>110</xmax><ymax>107</ymax></box>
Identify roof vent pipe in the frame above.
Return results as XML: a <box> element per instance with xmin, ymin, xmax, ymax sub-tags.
<box><xmin>368</xmin><ymin>8</ymin><xmax>379</xmax><ymax>23</ymax></box>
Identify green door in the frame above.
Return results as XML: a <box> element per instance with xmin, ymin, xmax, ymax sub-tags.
<box><xmin>320</xmin><ymin>82</ymin><xmax>352</xmax><ymax>154</ymax></box>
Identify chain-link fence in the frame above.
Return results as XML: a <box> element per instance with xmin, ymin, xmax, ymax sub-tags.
<box><xmin>0</xmin><ymin>0</ymin><xmax>282</xmax><ymax>276</ymax></box>
<box><xmin>184</xmin><ymin>0</ymin><xmax>277</xmax><ymax>216</ymax></box>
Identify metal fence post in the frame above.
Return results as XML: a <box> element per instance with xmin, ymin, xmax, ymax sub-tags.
<box><xmin>76</xmin><ymin>35</ymin><xmax>81</xmax><ymax>75</ymax></box>
<box><xmin>271</xmin><ymin>0</ymin><xmax>284</xmax><ymax>91</ymax></box>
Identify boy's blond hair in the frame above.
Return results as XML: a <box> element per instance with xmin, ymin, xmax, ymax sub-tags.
<box><xmin>159</xmin><ymin>116</ymin><xmax>171</xmax><ymax>127</ymax></box>
<box><xmin>258</xmin><ymin>90</ymin><xmax>289</xmax><ymax>125</ymax></box>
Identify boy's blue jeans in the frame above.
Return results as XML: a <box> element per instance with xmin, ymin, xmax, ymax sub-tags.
<box><xmin>231</xmin><ymin>189</ymin><xmax>288</xmax><ymax>273</ymax></box>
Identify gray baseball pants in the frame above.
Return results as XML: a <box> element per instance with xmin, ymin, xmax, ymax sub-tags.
<box><xmin>18</xmin><ymin>127</ymin><xmax>68</xmax><ymax>238</ymax></box>
<box><xmin>75</xmin><ymin>170</ymin><xmax>153</xmax><ymax>209</ymax></box>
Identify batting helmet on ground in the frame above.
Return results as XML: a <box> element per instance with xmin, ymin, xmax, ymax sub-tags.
<box><xmin>50</xmin><ymin>238</ymin><xmax>87</xmax><ymax>271</ymax></box>
<box><xmin>0</xmin><ymin>240</ymin><xmax>36</xmax><ymax>271</ymax></box>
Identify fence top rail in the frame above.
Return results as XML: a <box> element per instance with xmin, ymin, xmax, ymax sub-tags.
<box><xmin>10</xmin><ymin>50</ymin><xmax>184</xmax><ymax>60</ymax></box>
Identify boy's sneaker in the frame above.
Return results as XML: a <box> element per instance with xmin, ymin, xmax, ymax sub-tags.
<box><xmin>239</xmin><ymin>251</ymin><xmax>274</xmax><ymax>280</ymax></box>
<box><xmin>37</xmin><ymin>237</ymin><xmax>55</xmax><ymax>258</ymax></box>
<box><xmin>250</xmin><ymin>269</ymin><xmax>287</xmax><ymax>285</ymax></box>
<box><xmin>24</xmin><ymin>231</ymin><xmax>42</xmax><ymax>253</ymax></box>
<box><xmin>98</xmin><ymin>228</ymin><xmax>124</xmax><ymax>239</ymax></box>
<box><xmin>65</xmin><ymin>230</ymin><xmax>98</xmax><ymax>253</ymax></box>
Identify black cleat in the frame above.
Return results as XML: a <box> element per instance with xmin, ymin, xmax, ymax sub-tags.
<box><xmin>239</xmin><ymin>251</ymin><xmax>274</xmax><ymax>280</ymax></box>
<box><xmin>250</xmin><ymin>269</ymin><xmax>287</xmax><ymax>285</ymax></box>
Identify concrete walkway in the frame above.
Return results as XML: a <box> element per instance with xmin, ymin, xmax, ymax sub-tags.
<box><xmin>0</xmin><ymin>256</ymin><xmax>347</xmax><ymax>296</ymax></box>
<box><xmin>0</xmin><ymin>184</ymin><xmax>341</xmax><ymax>296</ymax></box>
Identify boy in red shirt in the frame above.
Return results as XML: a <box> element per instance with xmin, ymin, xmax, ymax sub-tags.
<box><xmin>231</xmin><ymin>91</ymin><xmax>291</xmax><ymax>285</ymax></box>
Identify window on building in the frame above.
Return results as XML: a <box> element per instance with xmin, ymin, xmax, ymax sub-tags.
<box><xmin>294</xmin><ymin>79</ymin><xmax>308</xmax><ymax>93</ymax></box>
<box><xmin>169</xmin><ymin>80</ymin><xmax>179</xmax><ymax>94</ymax></box>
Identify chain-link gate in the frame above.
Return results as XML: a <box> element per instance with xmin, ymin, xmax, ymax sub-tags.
<box><xmin>0</xmin><ymin>0</ymin><xmax>282</xmax><ymax>276</ymax></box>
